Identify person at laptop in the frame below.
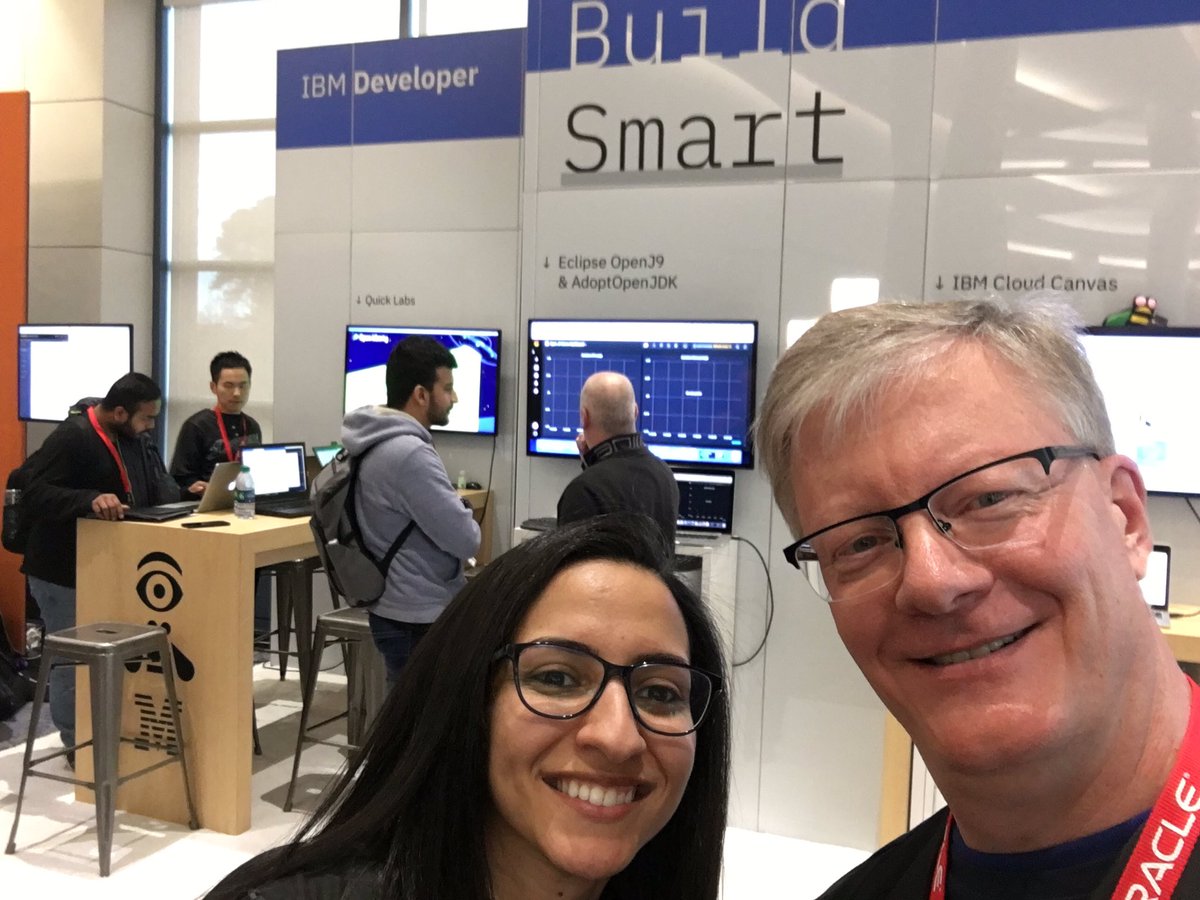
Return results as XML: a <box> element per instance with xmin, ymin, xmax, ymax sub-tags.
<box><xmin>341</xmin><ymin>336</ymin><xmax>480</xmax><ymax>682</ymax></box>
<box><xmin>755</xmin><ymin>297</ymin><xmax>1200</xmax><ymax>897</ymax></box>
<box><xmin>20</xmin><ymin>372</ymin><xmax>179</xmax><ymax>765</ymax></box>
<box><xmin>169</xmin><ymin>350</ymin><xmax>271</xmax><ymax>652</ymax></box>
<box><xmin>557</xmin><ymin>371</ymin><xmax>678</xmax><ymax>550</ymax></box>
<box><xmin>170</xmin><ymin>350</ymin><xmax>261</xmax><ymax>495</ymax></box>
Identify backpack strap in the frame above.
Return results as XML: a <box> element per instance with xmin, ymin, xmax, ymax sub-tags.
<box><xmin>345</xmin><ymin>442</ymin><xmax>420</xmax><ymax>574</ymax></box>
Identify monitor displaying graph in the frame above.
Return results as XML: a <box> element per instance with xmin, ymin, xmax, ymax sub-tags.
<box><xmin>526</xmin><ymin>319</ymin><xmax>758</xmax><ymax>468</ymax></box>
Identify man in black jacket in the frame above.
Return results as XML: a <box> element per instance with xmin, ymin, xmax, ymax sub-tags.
<box><xmin>556</xmin><ymin>371</ymin><xmax>678</xmax><ymax>550</ymax></box>
<box><xmin>21</xmin><ymin>373</ymin><xmax>178</xmax><ymax>758</ymax></box>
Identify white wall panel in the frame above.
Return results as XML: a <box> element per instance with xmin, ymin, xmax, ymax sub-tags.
<box><xmin>932</xmin><ymin>25</ymin><xmax>1200</xmax><ymax>178</ymax></box>
<box><xmin>276</xmin><ymin>147</ymin><xmax>354</xmax><ymax>234</ymax></box>
<box><xmin>351</xmin><ymin>139</ymin><xmax>521</xmax><ymax>232</ymax></box>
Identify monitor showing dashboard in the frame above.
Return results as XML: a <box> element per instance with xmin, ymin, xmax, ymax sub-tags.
<box><xmin>343</xmin><ymin>325</ymin><xmax>501</xmax><ymax>435</ymax></box>
<box><xmin>527</xmin><ymin>319</ymin><xmax>758</xmax><ymax>468</ymax></box>
<box><xmin>1079</xmin><ymin>327</ymin><xmax>1200</xmax><ymax>496</ymax></box>
<box><xmin>18</xmin><ymin>323</ymin><xmax>134</xmax><ymax>422</ymax></box>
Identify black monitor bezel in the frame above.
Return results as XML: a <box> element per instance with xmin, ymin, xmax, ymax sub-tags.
<box><xmin>17</xmin><ymin>323</ymin><xmax>134</xmax><ymax>423</ymax></box>
<box><xmin>525</xmin><ymin>318</ymin><xmax>759</xmax><ymax>469</ymax></box>
<box><xmin>342</xmin><ymin>324</ymin><xmax>503</xmax><ymax>436</ymax></box>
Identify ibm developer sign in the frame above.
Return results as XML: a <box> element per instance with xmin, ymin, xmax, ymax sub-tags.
<box><xmin>277</xmin><ymin>29</ymin><xmax>524</xmax><ymax>150</ymax></box>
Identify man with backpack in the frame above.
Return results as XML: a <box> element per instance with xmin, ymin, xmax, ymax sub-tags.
<box><xmin>339</xmin><ymin>337</ymin><xmax>479</xmax><ymax>683</ymax></box>
<box><xmin>20</xmin><ymin>373</ymin><xmax>179</xmax><ymax>763</ymax></box>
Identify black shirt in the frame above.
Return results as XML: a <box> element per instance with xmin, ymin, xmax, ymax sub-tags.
<box><xmin>21</xmin><ymin>414</ymin><xmax>180</xmax><ymax>587</ymax></box>
<box><xmin>170</xmin><ymin>407</ymin><xmax>262</xmax><ymax>490</ymax></box>
<box><xmin>557</xmin><ymin>435</ymin><xmax>679</xmax><ymax>549</ymax></box>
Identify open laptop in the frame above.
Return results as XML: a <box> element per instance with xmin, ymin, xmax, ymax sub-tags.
<box><xmin>312</xmin><ymin>443</ymin><xmax>341</xmax><ymax>467</ymax></box>
<box><xmin>241</xmin><ymin>442</ymin><xmax>312</xmax><ymax>518</ymax></box>
<box><xmin>1140</xmin><ymin>544</ymin><xmax>1172</xmax><ymax>627</ymax></box>
<box><xmin>123</xmin><ymin>460</ymin><xmax>244</xmax><ymax>521</ymax></box>
<box><xmin>673</xmin><ymin>467</ymin><xmax>736</xmax><ymax>536</ymax></box>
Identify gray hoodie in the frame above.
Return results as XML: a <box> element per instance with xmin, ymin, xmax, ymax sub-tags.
<box><xmin>341</xmin><ymin>406</ymin><xmax>480</xmax><ymax>624</ymax></box>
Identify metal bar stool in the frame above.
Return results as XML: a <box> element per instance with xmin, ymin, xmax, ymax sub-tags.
<box><xmin>262</xmin><ymin>557</ymin><xmax>325</xmax><ymax>683</ymax></box>
<box><xmin>282</xmin><ymin>606</ymin><xmax>385</xmax><ymax>812</ymax></box>
<box><xmin>6</xmin><ymin>622</ymin><xmax>200</xmax><ymax>877</ymax></box>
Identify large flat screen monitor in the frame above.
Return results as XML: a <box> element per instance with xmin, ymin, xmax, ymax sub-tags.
<box><xmin>343</xmin><ymin>325</ymin><xmax>501</xmax><ymax>435</ymax></box>
<box><xmin>527</xmin><ymin>319</ymin><xmax>758</xmax><ymax>468</ymax></box>
<box><xmin>18</xmin><ymin>323</ymin><xmax>134</xmax><ymax>422</ymax></box>
<box><xmin>1079</xmin><ymin>327</ymin><xmax>1200</xmax><ymax>496</ymax></box>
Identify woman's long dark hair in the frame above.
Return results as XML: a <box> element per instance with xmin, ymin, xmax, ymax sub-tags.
<box><xmin>209</xmin><ymin>514</ymin><xmax>730</xmax><ymax>899</ymax></box>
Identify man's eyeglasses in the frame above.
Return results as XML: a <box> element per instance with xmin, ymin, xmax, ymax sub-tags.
<box><xmin>783</xmin><ymin>445</ymin><xmax>1100</xmax><ymax>603</ymax></box>
<box><xmin>493</xmin><ymin>641</ymin><xmax>720</xmax><ymax>737</ymax></box>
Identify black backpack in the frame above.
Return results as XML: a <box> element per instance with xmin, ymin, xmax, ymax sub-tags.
<box><xmin>309</xmin><ymin>446</ymin><xmax>415</xmax><ymax>607</ymax></box>
<box><xmin>2</xmin><ymin>454</ymin><xmax>39</xmax><ymax>555</ymax></box>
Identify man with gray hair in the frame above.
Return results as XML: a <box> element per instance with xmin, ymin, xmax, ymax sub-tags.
<box><xmin>557</xmin><ymin>371</ymin><xmax>678</xmax><ymax>549</ymax></box>
<box><xmin>757</xmin><ymin>298</ymin><xmax>1199</xmax><ymax>897</ymax></box>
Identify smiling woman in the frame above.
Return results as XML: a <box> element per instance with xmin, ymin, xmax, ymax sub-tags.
<box><xmin>205</xmin><ymin>513</ymin><xmax>730</xmax><ymax>900</ymax></box>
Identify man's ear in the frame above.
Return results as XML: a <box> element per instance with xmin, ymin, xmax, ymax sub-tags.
<box><xmin>580</xmin><ymin>406</ymin><xmax>591</xmax><ymax>429</ymax></box>
<box><xmin>1107</xmin><ymin>456</ymin><xmax>1153</xmax><ymax>580</ymax></box>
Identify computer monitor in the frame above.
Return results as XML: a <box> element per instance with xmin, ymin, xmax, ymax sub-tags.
<box><xmin>343</xmin><ymin>325</ymin><xmax>501</xmax><ymax>435</ymax></box>
<box><xmin>17</xmin><ymin>323</ymin><xmax>134</xmax><ymax>422</ymax></box>
<box><xmin>673</xmin><ymin>467</ymin><xmax>736</xmax><ymax>534</ymax></box>
<box><xmin>1078</xmin><ymin>327</ymin><xmax>1200</xmax><ymax>496</ymax></box>
<box><xmin>527</xmin><ymin>319</ymin><xmax>758</xmax><ymax>468</ymax></box>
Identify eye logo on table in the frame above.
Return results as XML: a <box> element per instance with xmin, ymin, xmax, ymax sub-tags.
<box><xmin>135</xmin><ymin>551</ymin><xmax>184</xmax><ymax>613</ymax></box>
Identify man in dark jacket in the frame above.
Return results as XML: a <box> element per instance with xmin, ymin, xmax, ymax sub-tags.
<box><xmin>556</xmin><ymin>371</ymin><xmax>678</xmax><ymax>550</ymax></box>
<box><xmin>21</xmin><ymin>372</ymin><xmax>178</xmax><ymax>758</ymax></box>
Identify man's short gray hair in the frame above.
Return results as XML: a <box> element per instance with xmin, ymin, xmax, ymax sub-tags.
<box><xmin>755</xmin><ymin>295</ymin><xmax>1115</xmax><ymax>536</ymax></box>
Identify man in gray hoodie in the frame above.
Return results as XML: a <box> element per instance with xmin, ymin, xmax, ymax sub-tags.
<box><xmin>341</xmin><ymin>336</ymin><xmax>481</xmax><ymax>682</ymax></box>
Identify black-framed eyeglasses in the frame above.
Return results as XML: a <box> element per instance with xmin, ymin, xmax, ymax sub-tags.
<box><xmin>493</xmin><ymin>641</ymin><xmax>720</xmax><ymax>737</ymax></box>
<box><xmin>782</xmin><ymin>445</ymin><xmax>1100</xmax><ymax>602</ymax></box>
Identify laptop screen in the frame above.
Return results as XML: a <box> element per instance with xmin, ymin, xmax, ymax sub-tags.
<box><xmin>313</xmin><ymin>444</ymin><xmax>341</xmax><ymax>466</ymax></box>
<box><xmin>241</xmin><ymin>443</ymin><xmax>307</xmax><ymax>497</ymax></box>
<box><xmin>1140</xmin><ymin>544</ymin><xmax>1171</xmax><ymax>617</ymax></box>
<box><xmin>673</xmin><ymin>467</ymin><xmax>735</xmax><ymax>535</ymax></box>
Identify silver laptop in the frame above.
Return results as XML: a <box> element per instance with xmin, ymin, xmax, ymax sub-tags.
<box><xmin>1140</xmin><ymin>544</ymin><xmax>1171</xmax><ymax>627</ymax></box>
<box><xmin>195</xmin><ymin>460</ymin><xmax>243</xmax><ymax>513</ymax></box>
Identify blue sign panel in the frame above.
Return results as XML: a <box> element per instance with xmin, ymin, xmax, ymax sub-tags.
<box><xmin>277</xmin><ymin>29</ymin><xmax>524</xmax><ymax>150</ymax></box>
<box><xmin>527</xmin><ymin>0</ymin><xmax>1200</xmax><ymax>73</ymax></box>
<box><xmin>938</xmin><ymin>0</ymin><xmax>1200</xmax><ymax>43</ymax></box>
<box><xmin>277</xmin><ymin>43</ymin><xmax>354</xmax><ymax>149</ymax></box>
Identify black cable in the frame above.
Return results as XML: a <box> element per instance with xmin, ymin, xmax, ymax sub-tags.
<box><xmin>1186</xmin><ymin>496</ymin><xmax>1200</xmax><ymax>530</ymax></box>
<box><xmin>476</xmin><ymin>433</ymin><xmax>499</xmax><ymax>524</ymax></box>
<box><xmin>730</xmin><ymin>534</ymin><xmax>773</xmax><ymax>668</ymax></box>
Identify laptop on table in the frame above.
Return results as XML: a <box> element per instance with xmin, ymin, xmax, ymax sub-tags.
<box><xmin>122</xmin><ymin>460</ymin><xmax>245</xmax><ymax>522</ymax></box>
<box><xmin>241</xmin><ymin>442</ymin><xmax>312</xmax><ymax>518</ymax></box>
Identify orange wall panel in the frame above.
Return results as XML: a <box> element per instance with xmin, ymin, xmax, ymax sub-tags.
<box><xmin>0</xmin><ymin>91</ymin><xmax>30</xmax><ymax>652</ymax></box>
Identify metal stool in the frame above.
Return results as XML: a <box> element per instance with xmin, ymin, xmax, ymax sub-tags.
<box><xmin>283</xmin><ymin>607</ymin><xmax>385</xmax><ymax>812</ymax></box>
<box><xmin>261</xmin><ymin>557</ymin><xmax>325</xmax><ymax>683</ymax></box>
<box><xmin>6</xmin><ymin>622</ymin><xmax>200</xmax><ymax>876</ymax></box>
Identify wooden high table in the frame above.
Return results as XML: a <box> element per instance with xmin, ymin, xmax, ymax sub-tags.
<box><xmin>73</xmin><ymin>490</ymin><xmax>493</xmax><ymax>835</ymax></box>
<box><xmin>75</xmin><ymin>512</ymin><xmax>316</xmax><ymax>835</ymax></box>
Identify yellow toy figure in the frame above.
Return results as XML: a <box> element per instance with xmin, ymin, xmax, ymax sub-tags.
<box><xmin>1103</xmin><ymin>295</ymin><xmax>1166</xmax><ymax>326</ymax></box>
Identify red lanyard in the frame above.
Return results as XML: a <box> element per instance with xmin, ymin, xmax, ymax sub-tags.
<box><xmin>931</xmin><ymin>678</ymin><xmax>1200</xmax><ymax>900</ymax></box>
<box><xmin>87</xmin><ymin>406</ymin><xmax>133</xmax><ymax>503</ymax></box>
<box><xmin>213</xmin><ymin>406</ymin><xmax>247</xmax><ymax>463</ymax></box>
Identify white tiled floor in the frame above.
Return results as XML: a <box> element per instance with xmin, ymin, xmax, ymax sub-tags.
<box><xmin>0</xmin><ymin>667</ymin><xmax>868</xmax><ymax>898</ymax></box>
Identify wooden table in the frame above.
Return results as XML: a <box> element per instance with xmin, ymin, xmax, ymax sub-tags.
<box><xmin>75</xmin><ymin>512</ymin><xmax>316</xmax><ymax>835</ymax></box>
<box><xmin>72</xmin><ymin>491</ymin><xmax>492</xmax><ymax>835</ymax></box>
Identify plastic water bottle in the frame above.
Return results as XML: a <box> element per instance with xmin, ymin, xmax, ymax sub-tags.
<box><xmin>456</xmin><ymin>470</ymin><xmax>467</xmax><ymax>490</ymax></box>
<box><xmin>234</xmin><ymin>465</ymin><xmax>256</xmax><ymax>519</ymax></box>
